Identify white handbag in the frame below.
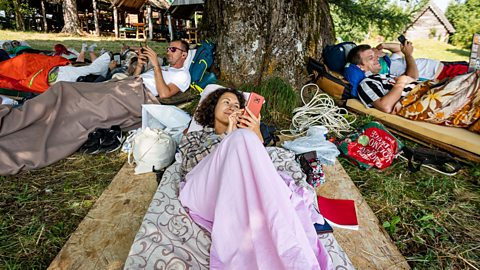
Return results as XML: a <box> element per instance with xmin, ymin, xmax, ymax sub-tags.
<box><xmin>141</xmin><ymin>104</ymin><xmax>191</xmax><ymax>143</ymax></box>
<box><xmin>127</xmin><ymin>128</ymin><xmax>176</xmax><ymax>174</ymax></box>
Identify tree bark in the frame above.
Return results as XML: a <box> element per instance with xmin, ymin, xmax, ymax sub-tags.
<box><xmin>113</xmin><ymin>6</ymin><xmax>119</xmax><ymax>38</ymax></box>
<box><xmin>147</xmin><ymin>4</ymin><xmax>153</xmax><ymax>40</ymax></box>
<box><xmin>203</xmin><ymin>0</ymin><xmax>334</xmax><ymax>89</ymax></box>
<box><xmin>41</xmin><ymin>0</ymin><xmax>48</xmax><ymax>32</ymax></box>
<box><xmin>12</xmin><ymin>0</ymin><xmax>25</xmax><ymax>31</ymax></box>
<box><xmin>61</xmin><ymin>0</ymin><xmax>81</xmax><ymax>34</ymax></box>
<box><xmin>93</xmin><ymin>0</ymin><xmax>100</xmax><ymax>36</ymax></box>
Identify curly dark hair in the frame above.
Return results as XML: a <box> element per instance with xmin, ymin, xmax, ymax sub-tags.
<box><xmin>195</xmin><ymin>88</ymin><xmax>246</xmax><ymax>128</ymax></box>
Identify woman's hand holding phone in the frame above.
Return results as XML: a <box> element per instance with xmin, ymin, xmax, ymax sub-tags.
<box><xmin>238</xmin><ymin>108</ymin><xmax>263</xmax><ymax>142</ymax></box>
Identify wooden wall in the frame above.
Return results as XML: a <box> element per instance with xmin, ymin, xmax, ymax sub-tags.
<box><xmin>405</xmin><ymin>8</ymin><xmax>449</xmax><ymax>42</ymax></box>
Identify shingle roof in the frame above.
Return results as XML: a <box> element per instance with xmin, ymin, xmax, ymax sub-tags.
<box><xmin>408</xmin><ymin>1</ymin><xmax>455</xmax><ymax>33</ymax></box>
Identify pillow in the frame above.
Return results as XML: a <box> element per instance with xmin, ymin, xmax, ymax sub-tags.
<box><xmin>183</xmin><ymin>49</ymin><xmax>196</xmax><ymax>70</ymax></box>
<box><xmin>343</xmin><ymin>63</ymin><xmax>365</xmax><ymax>98</ymax></box>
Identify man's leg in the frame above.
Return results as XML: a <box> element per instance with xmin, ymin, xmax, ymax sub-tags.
<box><xmin>56</xmin><ymin>52</ymin><xmax>111</xmax><ymax>82</ymax></box>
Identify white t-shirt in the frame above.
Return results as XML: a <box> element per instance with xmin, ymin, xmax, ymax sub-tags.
<box><xmin>140</xmin><ymin>66</ymin><xmax>191</xmax><ymax>96</ymax></box>
<box><xmin>389</xmin><ymin>54</ymin><xmax>441</xmax><ymax>80</ymax></box>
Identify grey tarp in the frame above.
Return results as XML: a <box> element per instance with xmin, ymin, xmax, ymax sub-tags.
<box><xmin>0</xmin><ymin>77</ymin><xmax>159</xmax><ymax>175</ymax></box>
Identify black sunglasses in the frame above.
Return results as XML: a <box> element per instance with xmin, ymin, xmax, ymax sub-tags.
<box><xmin>167</xmin><ymin>46</ymin><xmax>186</xmax><ymax>53</ymax></box>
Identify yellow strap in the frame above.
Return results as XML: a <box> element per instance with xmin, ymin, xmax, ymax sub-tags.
<box><xmin>29</xmin><ymin>69</ymin><xmax>44</xmax><ymax>87</ymax></box>
<box><xmin>191</xmin><ymin>83</ymin><xmax>204</xmax><ymax>93</ymax></box>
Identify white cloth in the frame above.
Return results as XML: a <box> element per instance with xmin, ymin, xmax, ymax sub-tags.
<box><xmin>140</xmin><ymin>66</ymin><xmax>191</xmax><ymax>96</ymax></box>
<box><xmin>389</xmin><ymin>53</ymin><xmax>441</xmax><ymax>80</ymax></box>
<box><xmin>56</xmin><ymin>52</ymin><xmax>111</xmax><ymax>82</ymax></box>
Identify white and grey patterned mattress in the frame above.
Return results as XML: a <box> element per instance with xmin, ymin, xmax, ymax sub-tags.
<box><xmin>124</xmin><ymin>147</ymin><xmax>354</xmax><ymax>270</ymax></box>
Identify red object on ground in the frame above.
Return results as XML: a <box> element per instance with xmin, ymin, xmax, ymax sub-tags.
<box><xmin>317</xmin><ymin>196</ymin><xmax>358</xmax><ymax>230</ymax></box>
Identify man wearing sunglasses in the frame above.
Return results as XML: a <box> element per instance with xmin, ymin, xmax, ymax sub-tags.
<box><xmin>135</xmin><ymin>40</ymin><xmax>191</xmax><ymax>99</ymax></box>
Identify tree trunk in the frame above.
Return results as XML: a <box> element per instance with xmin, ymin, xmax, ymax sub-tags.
<box><xmin>113</xmin><ymin>6</ymin><xmax>119</xmax><ymax>38</ymax></box>
<box><xmin>61</xmin><ymin>0</ymin><xmax>81</xmax><ymax>34</ymax></box>
<box><xmin>203</xmin><ymin>0</ymin><xmax>334</xmax><ymax>89</ymax></box>
<box><xmin>93</xmin><ymin>0</ymin><xmax>100</xmax><ymax>36</ymax></box>
<box><xmin>41</xmin><ymin>0</ymin><xmax>48</xmax><ymax>32</ymax></box>
<box><xmin>12</xmin><ymin>0</ymin><xmax>25</xmax><ymax>31</ymax></box>
<box><xmin>147</xmin><ymin>4</ymin><xmax>153</xmax><ymax>40</ymax></box>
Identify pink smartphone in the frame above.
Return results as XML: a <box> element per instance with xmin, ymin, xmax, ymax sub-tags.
<box><xmin>243</xmin><ymin>92</ymin><xmax>264</xmax><ymax>118</ymax></box>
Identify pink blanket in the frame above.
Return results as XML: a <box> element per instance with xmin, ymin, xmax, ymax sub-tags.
<box><xmin>179</xmin><ymin>129</ymin><xmax>332</xmax><ymax>269</ymax></box>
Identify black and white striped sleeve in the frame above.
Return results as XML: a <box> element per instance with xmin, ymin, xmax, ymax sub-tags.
<box><xmin>358</xmin><ymin>78</ymin><xmax>385</xmax><ymax>107</ymax></box>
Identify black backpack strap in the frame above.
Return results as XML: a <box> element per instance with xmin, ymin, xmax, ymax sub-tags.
<box><xmin>260</xmin><ymin>123</ymin><xmax>279</xmax><ymax>147</ymax></box>
<box><xmin>403</xmin><ymin>147</ymin><xmax>423</xmax><ymax>173</ymax></box>
<box><xmin>306</xmin><ymin>57</ymin><xmax>327</xmax><ymax>82</ymax></box>
<box><xmin>403</xmin><ymin>146</ymin><xmax>461</xmax><ymax>174</ymax></box>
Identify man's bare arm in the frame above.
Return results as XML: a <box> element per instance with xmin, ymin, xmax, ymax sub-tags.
<box><xmin>152</xmin><ymin>65</ymin><xmax>180</xmax><ymax>98</ymax></box>
<box><xmin>401</xmin><ymin>42</ymin><xmax>419</xmax><ymax>79</ymax></box>
<box><xmin>135</xmin><ymin>46</ymin><xmax>180</xmax><ymax>98</ymax></box>
<box><xmin>377</xmin><ymin>42</ymin><xmax>402</xmax><ymax>53</ymax></box>
<box><xmin>372</xmin><ymin>75</ymin><xmax>414</xmax><ymax>113</ymax></box>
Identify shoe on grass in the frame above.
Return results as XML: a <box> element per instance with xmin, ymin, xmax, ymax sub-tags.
<box><xmin>88</xmin><ymin>43</ymin><xmax>97</xmax><ymax>53</ymax></box>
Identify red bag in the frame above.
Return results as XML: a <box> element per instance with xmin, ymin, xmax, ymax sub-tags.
<box><xmin>337</xmin><ymin>122</ymin><xmax>403</xmax><ymax>170</ymax></box>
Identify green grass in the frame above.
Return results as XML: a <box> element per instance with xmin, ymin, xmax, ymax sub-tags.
<box><xmin>363</xmin><ymin>38</ymin><xmax>470</xmax><ymax>62</ymax></box>
<box><xmin>0</xmin><ymin>30</ymin><xmax>479</xmax><ymax>269</ymax></box>
<box><xmin>339</xmin><ymin>156</ymin><xmax>480</xmax><ymax>269</ymax></box>
<box><xmin>411</xmin><ymin>38</ymin><xmax>470</xmax><ymax>62</ymax></box>
<box><xmin>0</xmin><ymin>30</ymin><xmax>169</xmax><ymax>57</ymax></box>
<box><xmin>240</xmin><ymin>77</ymin><xmax>300</xmax><ymax>128</ymax></box>
<box><xmin>0</xmin><ymin>152</ymin><xmax>126</xmax><ymax>269</ymax></box>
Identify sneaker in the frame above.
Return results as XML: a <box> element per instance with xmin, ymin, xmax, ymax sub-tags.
<box><xmin>80</xmin><ymin>128</ymin><xmax>107</xmax><ymax>154</ymax></box>
<box><xmin>81</xmin><ymin>43</ymin><xmax>88</xmax><ymax>52</ymax></box>
<box><xmin>98</xmin><ymin>126</ymin><xmax>124</xmax><ymax>153</ymax></box>
<box><xmin>88</xmin><ymin>43</ymin><xmax>97</xmax><ymax>53</ymax></box>
<box><xmin>99</xmin><ymin>48</ymin><xmax>107</xmax><ymax>55</ymax></box>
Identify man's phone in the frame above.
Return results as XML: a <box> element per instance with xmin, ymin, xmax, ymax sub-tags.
<box><xmin>139</xmin><ymin>42</ymin><xmax>147</xmax><ymax>53</ymax></box>
<box><xmin>243</xmin><ymin>92</ymin><xmax>264</xmax><ymax>118</ymax></box>
<box><xmin>113</xmin><ymin>54</ymin><xmax>121</xmax><ymax>65</ymax></box>
<box><xmin>398</xmin><ymin>34</ymin><xmax>407</xmax><ymax>45</ymax></box>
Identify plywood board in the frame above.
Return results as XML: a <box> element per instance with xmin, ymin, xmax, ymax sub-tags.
<box><xmin>347</xmin><ymin>99</ymin><xmax>480</xmax><ymax>163</ymax></box>
<box><xmin>318</xmin><ymin>162</ymin><xmax>411</xmax><ymax>270</ymax></box>
<box><xmin>48</xmin><ymin>163</ymin><xmax>158</xmax><ymax>270</ymax></box>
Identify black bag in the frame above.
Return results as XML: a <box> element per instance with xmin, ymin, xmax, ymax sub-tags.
<box><xmin>306</xmin><ymin>57</ymin><xmax>352</xmax><ymax>100</ymax></box>
<box><xmin>322</xmin><ymin>42</ymin><xmax>357</xmax><ymax>73</ymax></box>
<box><xmin>296</xmin><ymin>151</ymin><xmax>325</xmax><ymax>188</ymax></box>
<box><xmin>402</xmin><ymin>147</ymin><xmax>461</xmax><ymax>174</ymax></box>
<box><xmin>260</xmin><ymin>122</ymin><xmax>279</xmax><ymax>147</ymax></box>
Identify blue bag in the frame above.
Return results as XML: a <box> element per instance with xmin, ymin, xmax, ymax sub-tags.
<box><xmin>322</xmin><ymin>42</ymin><xmax>357</xmax><ymax>73</ymax></box>
<box><xmin>189</xmin><ymin>40</ymin><xmax>217</xmax><ymax>91</ymax></box>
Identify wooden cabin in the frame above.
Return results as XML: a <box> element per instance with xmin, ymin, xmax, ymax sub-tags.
<box><xmin>404</xmin><ymin>1</ymin><xmax>455</xmax><ymax>42</ymax></box>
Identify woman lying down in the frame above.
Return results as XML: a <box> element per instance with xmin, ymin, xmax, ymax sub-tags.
<box><xmin>177</xmin><ymin>88</ymin><xmax>332</xmax><ymax>269</ymax></box>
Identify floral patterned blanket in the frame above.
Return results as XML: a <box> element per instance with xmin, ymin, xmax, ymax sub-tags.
<box><xmin>397</xmin><ymin>71</ymin><xmax>480</xmax><ymax>133</ymax></box>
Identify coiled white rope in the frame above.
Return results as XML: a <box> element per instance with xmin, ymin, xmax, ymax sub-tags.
<box><xmin>280</xmin><ymin>83</ymin><xmax>356</xmax><ymax>137</ymax></box>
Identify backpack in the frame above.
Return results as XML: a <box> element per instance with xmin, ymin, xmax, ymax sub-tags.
<box><xmin>189</xmin><ymin>40</ymin><xmax>217</xmax><ymax>91</ymax></box>
<box><xmin>322</xmin><ymin>42</ymin><xmax>357</xmax><ymax>73</ymax></box>
<box><xmin>306</xmin><ymin>57</ymin><xmax>352</xmax><ymax>100</ymax></box>
<box><xmin>260</xmin><ymin>122</ymin><xmax>279</xmax><ymax>147</ymax></box>
<box><xmin>402</xmin><ymin>147</ymin><xmax>461</xmax><ymax>174</ymax></box>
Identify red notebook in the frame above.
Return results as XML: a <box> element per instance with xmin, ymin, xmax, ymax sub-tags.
<box><xmin>317</xmin><ymin>196</ymin><xmax>359</xmax><ymax>230</ymax></box>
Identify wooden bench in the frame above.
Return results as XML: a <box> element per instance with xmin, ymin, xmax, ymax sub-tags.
<box><xmin>48</xmin><ymin>159</ymin><xmax>409</xmax><ymax>269</ymax></box>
